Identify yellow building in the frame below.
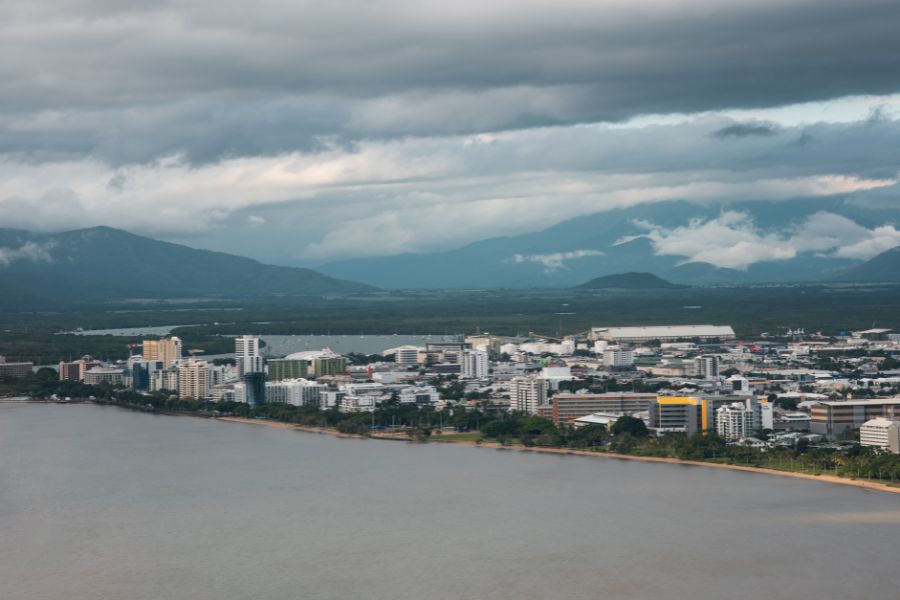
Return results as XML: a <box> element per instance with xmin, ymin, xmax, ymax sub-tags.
<box><xmin>650</xmin><ymin>396</ymin><xmax>710</xmax><ymax>435</ymax></box>
<box><xmin>142</xmin><ymin>337</ymin><xmax>182</xmax><ymax>367</ymax></box>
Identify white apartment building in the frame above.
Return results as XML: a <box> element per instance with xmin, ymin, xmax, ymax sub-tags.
<box><xmin>716</xmin><ymin>401</ymin><xmax>758</xmax><ymax>441</ymax></box>
<box><xmin>340</xmin><ymin>395</ymin><xmax>376</xmax><ymax>413</ymax></box>
<box><xmin>265</xmin><ymin>378</ymin><xmax>327</xmax><ymax>407</ymax></box>
<box><xmin>460</xmin><ymin>350</ymin><xmax>489</xmax><ymax>379</ymax></box>
<box><xmin>397</xmin><ymin>385</ymin><xmax>441</xmax><ymax>405</ymax></box>
<box><xmin>603</xmin><ymin>347</ymin><xmax>634</xmax><ymax>368</ymax></box>
<box><xmin>715</xmin><ymin>398</ymin><xmax>773</xmax><ymax>440</ymax></box>
<box><xmin>392</xmin><ymin>345</ymin><xmax>421</xmax><ymax>366</ymax></box>
<box><xmin>860</xmin><ymin>418</ymin><xmax>900</xmax><ymax>454</ymax></box>
<box><xmin>509</xmin><ymin>377</ymin><xmax>547</xmax><ymax>415</ymax></box>
<box><xmin>177</xmin><ymin>360</ymin><xmax>210</xmax><ymax>400</ymax></box>
<box><xmin>235</xmin><ymin>335</ymin><xmax>264</xmax><ymax>378</ymax></box>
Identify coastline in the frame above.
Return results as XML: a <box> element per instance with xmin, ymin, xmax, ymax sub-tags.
<box><xmin>216</xmin><ymin>414</ymin><xmax>900</xmax><ymax>495</ymax></box>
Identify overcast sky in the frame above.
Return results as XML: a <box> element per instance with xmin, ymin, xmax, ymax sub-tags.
<box><xmin>1</xmin><ymin>0</ymin><xmax>899</xmax><ymax>266</ymax></box>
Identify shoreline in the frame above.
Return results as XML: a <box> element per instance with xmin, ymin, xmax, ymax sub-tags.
<box><xmin>216</xmin><ymin>414</ymin><xmax>900</xmax><ymax>495</ymax></box>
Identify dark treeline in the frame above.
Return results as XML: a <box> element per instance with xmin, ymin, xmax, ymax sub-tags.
<box><xmin>4</xmin><ymin>285</ymin><xmax>900</xmax><ymax>362</ymax></box>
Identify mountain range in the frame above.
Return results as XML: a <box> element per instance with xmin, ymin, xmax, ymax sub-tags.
<box><xmin>0</xmin><ymin>226</ymin><xmax>373</xmax><ymax>307</ymax></box>
<box><xmin>318</xmin><ymin>198</ymin><xmax>900</xmax><ymax>288</ymax></box>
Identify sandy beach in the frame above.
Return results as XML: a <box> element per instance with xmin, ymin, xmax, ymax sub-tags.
<box><xmin>215</xmin><ymin>415</ymin><xmax>900</xmax><ymax>495</ymax></box>
<box><xmin>216</xmin><ymin>416</ymin><xmax>366</xmax><ymax>439</ymax></box>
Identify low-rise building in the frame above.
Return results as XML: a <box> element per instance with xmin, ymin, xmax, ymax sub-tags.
<box><xmin>84</xmin><ymin>367</ymin><xmax>128</xmax><ymax>387</ymax></box>
<box><xmin>810</xmin><ymin>399</ymin><xmax>900</xmax><ymax>436</ymax></box>
<box><xmin>0</xmin><ymin>356</ymin><xmax>33</xmax><ymax>379</ymax></box>
<box><xmin>859</xmin><ymin>418</ymin><xmax>900</xmax><ymax>454</ymax></box>
<box><xmin>549</xmin><ymin>392</ymin><xmax>656</xmax><ymax>425</ymax></box>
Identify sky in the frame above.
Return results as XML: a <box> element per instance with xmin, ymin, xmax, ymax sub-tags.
<box><xmin>1</xmin><ymin>0</ymin><xmax>899</xmax><ymax>267</ymax></box>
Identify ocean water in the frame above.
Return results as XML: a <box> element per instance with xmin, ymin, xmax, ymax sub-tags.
<box><xmin>1</xmin><ymin>403</ymin><xmax>898</xmax><ymax>600</ymax></box>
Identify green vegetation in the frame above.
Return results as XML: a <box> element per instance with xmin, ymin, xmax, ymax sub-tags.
<box><xmin>4</xmin><ymin>284</ymin><xmax>900</xmax><ymax>363</ymax></box>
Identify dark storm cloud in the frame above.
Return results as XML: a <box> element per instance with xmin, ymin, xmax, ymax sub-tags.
<box><xmin>2</xmin><ymin>0</ymin><xmax>900</xmax><ymax>164</ymax></box>
<box><xmin>713</xmin><ymin>123</ymin><xmax>780</xmax><ymax>139</ymax></box>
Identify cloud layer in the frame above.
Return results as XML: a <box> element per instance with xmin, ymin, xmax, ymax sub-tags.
<box><xmin>625</xmin><ymin>211</ymin><xmax>900</xmax><ymax>270</ymax></box>
<box><xmin>1</xmin><ymin>1</ymin><xmax>899</xmax><ymax>265</ymax></box>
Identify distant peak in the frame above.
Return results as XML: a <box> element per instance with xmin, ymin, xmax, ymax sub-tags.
<box><xmin>577</xmin><ymin>272</ymin><xmax>682</xmax><ymax>289</ymax></box>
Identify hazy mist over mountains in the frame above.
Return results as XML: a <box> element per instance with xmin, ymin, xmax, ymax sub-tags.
<box><xmin>319</xmin><ymin>197</ymin><xmax>900</xmax><ymax>288</ymax></box>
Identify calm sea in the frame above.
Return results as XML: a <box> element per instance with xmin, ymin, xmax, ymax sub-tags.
<box><xmin>1</xmin><ymin>403</ymin><xmax>898</xmax><ymax>600</ymax></box>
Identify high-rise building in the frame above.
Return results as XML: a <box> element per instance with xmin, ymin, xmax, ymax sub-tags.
<box><xmin>603</xmin><ymin>347</ymin><xmax>634</xmax><ymax>368</ymax></box>
<box><xmin>460</xmin><ymin>350</ymin><xmax>489</xmax><ymax>379</ymax></box>
<box><xmin>266</xmin><ymin>358</ymin><xmax>308</xmax><ymax>381</ymax></box>
<box><xmin>151</xmin><ymin>367</ymin><xmax>180</xmax><ymax>393</ymax></box>
<box><xmin>142</xmin><ymin>337</ymin><xmax>182</xmax><ymax>368</ymax></box>
<box><xmin>694</xmin><ymin>355</ymin><xmax>721</xmax><ymax>378</ymax></box>
<box><xmin>128</xmin><ymin>356</ymin><xmax>163</xmax><ymax>391</ymax></box>
<box><xmin>243</xmin><ymin>372</ymin><xmax>267</xmax><ymax>405</ymax></box>
<box><xmin>716</xmin><ymin>401</ymin><xmax>759</xmax><ymax>441</ymax></box>
<box><xmin>313</xmin><ymin>356</ymin><xmax>347</xmax><ymax>378</ymax></box>
<box><xmin>509</xmin><ymin>377</ymin><xmax>547</xmax><ymax>415</ymax></box>
<box><xmin>236</xmin><ymin>335</ymin><xmax>264</xmax><ymax>378</ymax></box>
<box><xmin>178</xmin><ymin>360</ymin><xmax>210</xmax><ymax>400</ymax></box>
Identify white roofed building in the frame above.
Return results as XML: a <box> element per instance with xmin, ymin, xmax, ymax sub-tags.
<box><xmin>591</xmin><ymin>325</ymin><xmax>735</xmax><ymax>343</ymax></box>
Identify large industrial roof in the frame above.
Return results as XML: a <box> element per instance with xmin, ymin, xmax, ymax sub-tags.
<box><xmin>283</xmin><ymin>349</ymin><xmax>343</xmax><ymax>360</ymax></box>
<box><xmin>594</xmin><ymin>325</ymin><xmax>735</xmax><ymax>340</ymax></box>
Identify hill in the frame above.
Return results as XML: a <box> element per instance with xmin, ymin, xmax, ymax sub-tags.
<box><xmin>0</xmin><ymin>226</ymin><xmax>373</xmax><ymax>307</ymax></box>
<box><xmin>577</xmin><ymin>272</ymin><xmax>682</xmax><ymax>289</ymax></box>
<box><xmin>832</xmin><ymin>246</ymin><xmax>900</xmax><ymax>282</ymax></box>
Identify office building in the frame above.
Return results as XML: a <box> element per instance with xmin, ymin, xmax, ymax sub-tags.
<box><xmin>460</xmin><ymin>350</ymin><xmax>489</xmax><ymax>379</ymax></box>
<box><xmin>648</xmin><ymin>396</ymin><xmax>711</xmax><ymax>435</ymax></box>
<box><xmin>236</xmin><ymin>335</ymin><xmax>264</xmax><ymax>378</ymax></box>
<box><xmin>859</xmin><ymin>418</ymin><xmax>900</xmax><ymax>454</ymax></box>
<box><xmin>243</xmin><ymin>371</ymin><xmax>267</xmax><ymax>405</ymax></box>
<box><xmin>549</xmin><ymin>393</ymin><xmax>656</xmax><ymax>425</ymax></box>
<box><xmin>509</xmin><ymin>377</ymin><xmax>547</xmax><ymax>415</ymax></box>
<box><xmin>142</xmin><ymin>337</ymin><xmax>182</xmax><ymax>367</ymax></box>
<box><xmin>128</xmin><ymin>356</ymin><xmax>163</xmax><ymax>391</ymax></box>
